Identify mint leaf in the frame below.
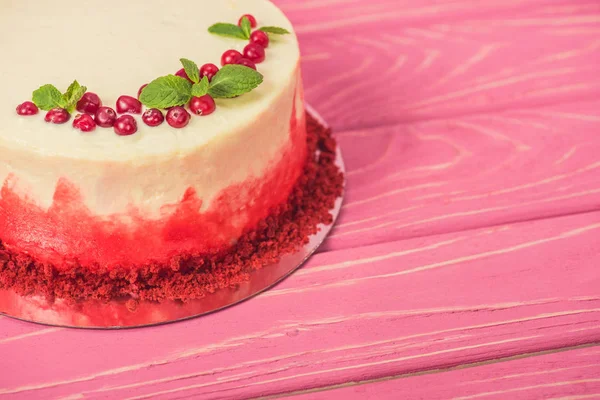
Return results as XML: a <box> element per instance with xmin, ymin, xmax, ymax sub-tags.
<box><xmin>208</xmin><ymin>23</ymin><xmax>247</xmax><ymax>40</ymax></box>
<box><xmin>240</xmin><ymin>17</ymin><xmax>252</xmax><ymax>39</ymax></box>
<box><xmin>32</xmin><ymin>84</ymin><xmax>64</xmax><ymax>111</ymax></box>
<box><xmin>191</xmin><ymin>77</ymin><xmax>210</xmax><ymax>97</ymax></box>
<box><xmin>259</xmin><ymin>26</ymin><xmax>291</xmax><ymax>35</ymax></box>
<box><xmin>62</xmin><ymin>80</ymin><xmax>87</xmax><ymax>113</ymax></box>
<box><xmin>208</xmin><ymin>65</ymin><xmax>263</xmax><ymax>99</ymax></box>
<box><xmin>180</xmin><ymin>58</ymin><xmax>200</xmax><ymax>84</ymax></box>
<box><xmin>139</xmin><ymin>75</ymin><xmax>193</xmax><ymax>109</ymax></box>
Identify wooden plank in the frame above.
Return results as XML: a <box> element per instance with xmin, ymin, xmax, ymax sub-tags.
<box><xmin>296</xmin><ymin>1</ymin><xmax>600</xmax><ymax>130</ymax></box>
<box><xmin>295</xmin><ymin>345</ymin><xmax>600</xmax><ymax>400</ymax></box>
<box><xmin>1</xmin><ymin>212</ymin><xmax>598</xmax><ymax>399</ymax></box>
<box><xmin>278</xmin><ymin>0</ymin><xmax>579</xmax><ymax>35</ymax></box>
<box><xmin>321</xmin><ymin>100</ymin><xmax>600</xmax><ymax>251</ymax></box>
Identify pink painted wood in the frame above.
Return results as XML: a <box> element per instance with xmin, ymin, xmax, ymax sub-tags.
<box><xmin>1</xmin><ymin>0</ymin><xmax>599</xmax><ymax>398</ymax></box>
<box><xmin>297</xmin><ymin>346</ymin><xmax>600</xmax><ymax>399</ymax></box>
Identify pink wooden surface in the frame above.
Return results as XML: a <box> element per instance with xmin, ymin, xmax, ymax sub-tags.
<box><xmin>297</xmin><ymin>346</ymin><xmax>600</xmax><ymax>399</ymax></box>
<box><xmin>2</xmin><ymin>0</ymin><xmax>600</xmax><ymax>399</ymax></box>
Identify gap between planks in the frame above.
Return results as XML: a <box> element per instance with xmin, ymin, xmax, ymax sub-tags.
<box><xmin>264</xmin><ymin>343</ymin><xmax>600</xmax><ymax>400</ymax></box>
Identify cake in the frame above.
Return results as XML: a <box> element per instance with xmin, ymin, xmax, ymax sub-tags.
<box><xmin>0</xmin><ymin>0</ymin><xmax>344</xmax><ymax>326</ymax></box>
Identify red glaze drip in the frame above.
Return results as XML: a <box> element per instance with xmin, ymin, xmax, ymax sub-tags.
<box><xmin>0</xmin><ymin>102</ymin><xmax>307</xmax><ymax>271</ymax></box>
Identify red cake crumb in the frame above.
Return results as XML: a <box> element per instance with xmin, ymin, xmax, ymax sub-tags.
<box><xmin>0</xmin><ymin>113</ymin><xmax>344</xmax><ymax>304</ymax></box>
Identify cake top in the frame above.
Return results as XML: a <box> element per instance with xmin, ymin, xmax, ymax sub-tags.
<box><xmin>0</xmin><ymin>0</ymin><xmax>299</xmax><ymax>160</ymax></box>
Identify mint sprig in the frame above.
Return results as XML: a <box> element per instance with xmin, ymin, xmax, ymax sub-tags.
<box><xmin>240</xmin><ymin>16</ymin><xmax>252</xmax><ymax>39</ymax></box>
<box><xmin>139</xmin><ymin>75</ymin><xmax>193</xmax><ymax>109</ymax></box>
<box><xmin>62</xmin><ymin>80</ymin><xmax>87</xmax><ymax>113</ymax></box>
<box><xmin>259</xmin><ymin>26</ymin><xmax>291</xmax><ymax>35</ymax></box>
<box><xmin>140</xmin><ymin>65</ymin><xmax>263</xmax><ymax>109</ymax></box>
<box><xmin>32</xmin><ymin>80</ymin><xmax>87</xmax><ymax>112</ymax></box>
<box><xmin>208</xmin><ymin>19</ymin><xmax>290</xmax><ymax>40</ymax></box>
<box><xmin>208</xmin><ymin>23</ymin><xmax>247</xmax><ymax>40</ymax></box>
<box><xmin>191</xmin><ymin>77</ymin><xmax>210</xmax><ymax>97</ymax></box>
<box><xmin>180</xmin><ymin>58</ymin><xmax>200</xmax><ymax>84</ymax></box>
<box><xmin>208</xmin><ymin>65</ymin><xmax>263</xmax><ymax>99</ymax></box>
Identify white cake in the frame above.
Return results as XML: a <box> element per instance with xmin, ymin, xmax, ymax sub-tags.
<box><xmin>0</xmin><ymin>0</ymin><xmax>307</xmax><ymax>268</ymax></box>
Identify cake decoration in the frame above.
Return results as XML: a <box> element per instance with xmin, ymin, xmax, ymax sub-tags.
<box><xmin>76</xmin><ymin>92</ymin><xmax>102</xmax><ymax>115</ymax></box>
<box><xmin>13</xmin><ymin>14</ymin><xmax>286</xmax><ymax>134</ymax></box>
<box><xmin>72</xmin><ymin>113</ymin><xmax>96</xmax><ymax>133</ymax></box>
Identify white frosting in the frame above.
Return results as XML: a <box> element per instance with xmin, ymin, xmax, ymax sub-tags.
<box><xmin>0</xmin><ymin>0</ymin><xmax>302</xmax><ymax>215</ymax></box>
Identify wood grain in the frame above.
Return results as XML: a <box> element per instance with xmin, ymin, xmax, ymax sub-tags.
<box><xmin>1</xmin><ymin>212</ymin><xmax>598</xmax><ymax>399</ymax></box>
<box><xmin>322</xmin><ymin>100</ymin><xmax>600</xmax><ymax>251</ymax></box>
<box><xmin>295</xmin><ymin>345</ymin><xmax>600</xmax><ymax>400</ymax></box>
<box><xmin>2</xmin><ymin>0</ymin><xmax>600</xmax><ymax>398</ymax></box>
<box><xmin>297</xmin><ymin>1</ymin><xmax>600</xmax><ymax>130</ymax></box>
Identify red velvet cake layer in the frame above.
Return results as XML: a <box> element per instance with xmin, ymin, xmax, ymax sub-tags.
<box><xmin>0</xmin><ymin>114</ymin><xmax>343</xmax><ymax>303</ymax></box>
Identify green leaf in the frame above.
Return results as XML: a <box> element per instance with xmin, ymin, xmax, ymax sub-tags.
<box><xmin>62</xmin><ymin>80</ymin><xmax>87</xmax><ymax>113</ymax></box>
<box><xmin>208</xmin><ymin>23</ymin><xmax>247</xmax><ymax>40</ymax></box>
<box><xmin>32</xmin><ymin>84</ymin><xmax>64</xmax><ymax>111</ymax></box>
<box><xmin>259</xmin><ymin>26</ymin><xmax>291</xmax><ymax>35</ymax></box>
<box><xmin>180</xmin><ymin>58</ymin><xmax>200</xmax><ymax>84</ymax></box>
<box><xmin>208</xmin><ymin>65</ymin><xmax>263</xmax><ymax>99</ymax></box>
<box><xmin>191</xmin><ymin>77</ymin><xmax>210</xmax><ymax>97</ymax></box>
<box><xmin>240</xmin><ymin>16</ymin><xmax>252</xmax><ymax>39</ymax></box>
<box><xmin>139</xmin><ymin>75</ymin><xmax>193</xmax><ymax>109</ymax></box>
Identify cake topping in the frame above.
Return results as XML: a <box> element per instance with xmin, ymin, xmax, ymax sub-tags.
<box><xmin>140</xmin><ymin>63</ymin><xmax>262</xmax><ymax>109</ymax></box>
<box><xmin>189</xmin><ymin>95</ymin><xmax>216</xmax><ymax>116</ymax></box>
<box><xmin>16</xmin><ymin>14</ymin><xmax>287</xmax><ymax>132</ymax></box>
<box><xmin>142</xmin><ymin>108</ymin><xmax>165</xmax><ymax>127</ymax></box>
<box><xmin>175</xmin><ymin>68</ymin><xmax>194</xmax><ymax>83</ymax></box>
<box><xmin>250</xmin><ymin>30</ymin><xmax>269</xmax><ymax>48</ymax></box>
<box><xmin>73</xmin><ymin>113</ymin><xmax>97</xmax><ymax>132</ymax></box>
<box><xmin>116</xmin><ymin>95</ymin><xmax>143</xmax><ymax>114</ymax></box>
<box><xmin>137</xmin><ymin>84</ymin><xmax>148</xmax><ymax>99</ymax></box>
<box><xmin>239</xmin><ymin>14</ymin><xmax>257</xmax><ymax>29</ymax></box>
<box><xmin>95</xmin><ymin>106</ymin><xmax>117</xmax><ymax>128</ymax></box>
<box><xmin>114</xmin><ymin>115</ymin><xmax>138</xmax><ymax>135</ymax></box>
<box><xmin>199</xmin><ymin>63</ymin><xmax>219</xmax><ymax>82</ymax></box>
<box><xmin>258</xmin><ymin>26</ymin><xmax>291</xmax><ymax>35</ymax></box>
<box><xmin>76</xmin><ymin>92</ymin><xmax>102</xmax><ymax>115</ymax></box>
<box><xmin>32</xmin><ymin>80</ymin><xmax>87</xmax><ymax>113</ymax></box>
<box><xmin>166</xmin><ymin>106</ymin><xmax>191</xmax><ymax>128</ymax></box>
<box><xmin>243</xmin><ymin>43</ymin><xmax>266</xmax><ymax>64</ymax></box>
<box><xmin>45</xmin><ymin>108</ymin><xmax>70</xmax><ymax>124</ymax></box>
<box><xmin>221</xmin><ymin>49</ymin><xmax>243</xmax><ymax>66</ymax></box>
<box><xmin>209</xmin><ymin>16</ymin><xmax>289</xmax><ymax>41</ymax></box>
<box><xmin>16</xmin><ymin>101</ymin><xmax>39</xmax><ymax>116</ymax></box>
<box><xmin>237</xmin><ymin>58</ymin><xmax>257</xmax><ymax>70</ymax></box>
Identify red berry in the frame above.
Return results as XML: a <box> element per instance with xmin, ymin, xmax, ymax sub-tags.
<box><xmin>76</xmin><ymin>92</ymin><xmax>102</xmax><ymax>115</ymax></box>
<box><xmin>238</xmin><ymin>14</ymin><xmax>257</xmax><ymax>28</ymax></box>
<box><xmin>243</xmin><ymin>43</ymin><xmax>266</xmax><ymax>64</ymax></box>
<box><xmin>45</xmin><ymin>108</ymin><xmax>70</xmax><ymax>124</ymax></box>
<box><xmin>250</xmin><ymin>30</ymin><xmax>269</xmax><ymax>48</ymax></box>
<box><xmin>16</xmin><ymin>101</ymin><xmax>39</xmax><ymax>116</ymax></box>
<box><xmin>116</xmin><ymin>95</ymin><xmax>142</xmax><ymax>114</ymax></box>
<box><xmin>114</xmin><ymin>115</ymin><xmax>138</xmax><ymax>136</ymax></box>
<box><xmin>138</xmin><ymin>84</ymin><xmax>148</xmax><ymax>99</ymax></box>
<box><xmin>237</xmin><ymin>58</ymin><xmax>257</xmax><ymax>70</ymax></box>
<box><xmin>142</xmin><ymin>108</ymin><xmax>165</xmax><ymax>127</ymax></box>
<box><xmin>221</xmin><ymin>49</ymin><xmax>243</xmax><ymax>66</ymax></box>
<box><xmin>175</xmin><ymin>68</ymin><xmax>194</xmax><ymax>83</ymax></box>
<box><xmin>73</xmin><ymin>113</ymin><xmax>97</xmax><ymax>132</ymax></box>
<box><xmin>166</xmin><ymin>106</ymin><xmax>191</xmax><ymax>128</ymax></box>
<box><xmin>189</xmin><ymin>95</ymin><xmax>216</xmax><ymax>116</ymax></box>
<box><xmin>95</xmin><ymin>106</ymin><xmax>117</xmax><ymax>128</ymax></box>
<box><xmin>199</xmin><ymin>63</ymin><xmax>219</xmax><ymax>81</ymax></box>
